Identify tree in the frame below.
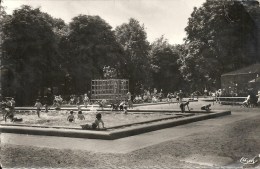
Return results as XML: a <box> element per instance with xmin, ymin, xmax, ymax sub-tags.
<box><xmin>182</xmin><ymin>0</ymin><xmax>257</xmax><ymax>91</ymax></box>
<box><xmin>2</xmin><ymin>5</ymin><xmax>63</xmax><ymax>105</ymax></box>
<box><xmin>149</xmin><ymin>36</ymin><xmax>183</xmax><ymax>93</ymax></box>
<box><xmin>103</xmin><ymin>66</ymin><xmax>117</xmax><ymax>79</ymax></box>
<box><xmin>0</xmin><ymin>1</ymin><xmax>11</xmax><ymax>98</ymax></box>
<box><xmin>60</xmin><ymin>15</ymin><xmax>124</xmax><ymax>94</ymax></box>
<box><xmin>115</xmin><ymin>18</ymin><xmax>151</xmax><ymax>94</ymax></box>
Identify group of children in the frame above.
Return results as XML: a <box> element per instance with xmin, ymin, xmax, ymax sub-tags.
<box><xmin>67</xmin><ymin>110</ymin><xmax>85</xmax><ymax>122</ymax></box>
<box><xmin>34</xmin><ymin>98</ymin><xmax>105</xmax><ymax>130</ymax></box>
<box><xmin>67</xmin><ymin>111</ymin><xmax>105</xmax><ymax>130</ymax></box>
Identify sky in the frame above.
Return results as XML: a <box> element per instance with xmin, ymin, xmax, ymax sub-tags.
<box><xmin>2</xmin><ymin>0</ymin><xmax>206</xmax><ymax>45</ymax></box>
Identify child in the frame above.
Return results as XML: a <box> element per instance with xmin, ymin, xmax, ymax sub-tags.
<box><xmin>95</xmin><ymin>113</ymin><xmax>105</xmax><ymax>129</ymax></box>
<box><xmin>67</xmin><ymin>111</ymin><xmax>75</xmax><ymax>122</ymax></box>
<box><xmin>77</xmin><ymin>111</ymin><xmax>85</xmax><ymax>120</ymax></box>
<box><xmin>180</xmin><ymin>101</ymin><xmax>190</xmax><ymax>113</ymax></box>
<box><xmin>119</xmin><ymin>101</ymin><xmax>127</xmax><ymax>111</ymax></box>
<box><xmin>201</xmin><ymin>104</ymin><xmax>211</xmax><ymax>111</ymax></box>
<box><xmin>34</xmin><ymin>99</ymin><xmax>42</xmax><ymax>118</ymax></box>
<box><xmin>81</xmin><ymin>113</ymin><xmax>105</xmax><ymax>130</ymax></box>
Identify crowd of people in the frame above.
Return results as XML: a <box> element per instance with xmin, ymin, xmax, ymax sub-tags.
<box><xmin>67</xmin><ymin>110</ymin><xmax>105</xmax><ymax>130</ymax></box>
<box><xmin>133</xmin><ymin>88</ymin><xmax>163</xmax><ymax>103</ymax></box>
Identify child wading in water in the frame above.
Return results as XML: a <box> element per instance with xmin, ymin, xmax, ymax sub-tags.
<box><xmin>67</xmin><ymin>111</ymin><xmax>75</xmax><ymax>122</ymax></box>
<box><xmin>81</xmin><ymin>113</ymin><xmax>105</xmax><ymax>130</ymax></box>
<box><xmin>34</xmin><ymin>99</ymin><xmax>42</xmax><ymax>118</ymax></box>
<box><xmin>77</xmin><ymin>111</ymin><xmax>85</xmax><ymax>120</ymax></box>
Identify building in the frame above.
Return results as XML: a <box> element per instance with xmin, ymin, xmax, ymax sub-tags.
<box><xmin>221</xmin><ymin>63</ymin><xmax>260</xmax><ymax>96</ymax></box>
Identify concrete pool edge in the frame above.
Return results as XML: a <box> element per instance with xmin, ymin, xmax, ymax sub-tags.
<box><xmin>0</xmin><ymin>110</ymin><xmax>231</xmax><ymax>140</ymax></box>
<box><xmin>109</xmin><ymin>110</ymin><xmax>231</xmax><ymax>139</ymax></box>
<box><xmin>14</xmin><ymin>99</ymin><xmax>199</xmax><ymax>111</ymax></box>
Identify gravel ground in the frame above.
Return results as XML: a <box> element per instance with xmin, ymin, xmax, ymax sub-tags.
<box><xmin>1</xmin><ymin>101</ymin><xmax>260</xmax><ymax>168</ymax></box>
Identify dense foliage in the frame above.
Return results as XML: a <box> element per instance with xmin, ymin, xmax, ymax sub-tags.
<box><xmin>1</xmin><ymin>0</ymin><xmax>260</xmax><ymax>105</ymax></box>
<box><xmin>181</xmin><ymin>0</ymin><xmax>258</xmax><ymax>91</ymax></box>
<box><xmin>149</xmin><ymin>36</ymin><xmax>183</xmax><ymax>93</ymax></box>
<box><xmin>115</xmin><ymin>18</ymin><xmax>152</xmax><ymax>94</ymax></box>
<box><xmin>2</xmin><ymin>6</ymin><xmax>62</xmax><ymax>105</ymax></box>
<box><xmin>59</xmin><ymin>15</ymin><xmax>124</xmax><ymax>95</ymax></box>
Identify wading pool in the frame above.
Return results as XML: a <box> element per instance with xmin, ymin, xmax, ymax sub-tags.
<box><xmin>0</xmin><ymin>110</ymin><xmax>195</xmax><ymax>129</ymax></box>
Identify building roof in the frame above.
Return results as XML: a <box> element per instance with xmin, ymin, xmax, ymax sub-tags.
<box><xmin>221</xmin><ymin>63</ymin><xmax>260</xmax><ymax>76</ymax></box>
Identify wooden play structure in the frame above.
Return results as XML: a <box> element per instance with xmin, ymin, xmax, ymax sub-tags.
<box><xmin>91</xmin><ymin>79</ymin><xmax>129</xmax><ymax>101</ymax></box>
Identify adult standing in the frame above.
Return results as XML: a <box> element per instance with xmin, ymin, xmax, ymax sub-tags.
<box><xmin>127</xmin><ymin>92</ymin><xmax>133</xmax><ymax>109</ymax></box>
<box><xmin>34</xmin><ymin>99</ymin><xmax>42</xmax><ymax>118</ymax></box>
<box><xmin>159</xmin><ymin>89</ymin><xmax>163</xmax><ymax>102</ymax></box>
<box><xmin>178</xmin><ymin>90</ymin><xmax>184</xmax><ymax>104</ymax></box>
<box><xmin>204</xmin><ymin>88</ymin><xmax>208</xmax><ymax>97</ymax></box>
<box><xmin>43</xmin><ymin>96</ymin><xmax>48</xmax><ymax>112</ymax></box>
<box><xmin>9</xmin><ymin>98</ymin><xmax>16</xmax><ymax>118</ymax></box>
<box><xmin>83</xmin><ymin>94</ymin><xmax>90</xmax><ymax>107</ymax></box>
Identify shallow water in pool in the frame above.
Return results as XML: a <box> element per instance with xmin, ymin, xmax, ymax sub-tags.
<box><xmin>1</xmin><ymin>110</ymin><xmax>181</xmax><ymax>128</ymax></box>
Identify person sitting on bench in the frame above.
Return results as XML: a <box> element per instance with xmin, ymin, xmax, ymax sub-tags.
<box><xmin>201</xmin><ymin>104</ymin><xmax>211</xmax><ymax>111</ymax></box>
<box><xmin>180</xmin><ymin>101</ymin><xmax>190</xmax><ymax>113</ymax></box>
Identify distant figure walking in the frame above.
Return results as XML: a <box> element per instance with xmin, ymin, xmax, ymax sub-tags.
<box><xmin>178</xmin><ymin>90</ymin><xmax>184</xmax><ymax>104</ymax></box>
<box><xmin>167</xmin><ymin>93</ymin><xmax>172</xmax><ymax>104</ymax></box>
<box><xmin>43</xmin><ymin>96</ymin><xmax>48</xmax><ymax>112</ymax></box>
<box><xmin>34</xmin><ymin>99</ymin><xmax>42</xmax><ymax>118</ymax></box>
<box><xmin>83</xmin><ymin>94</ymin><xmax>89</xmax><ymax>107</ymax></box>
<box><xmin>10</xmin><ymin>98</ymin><xmax>15</xmax><ymax>113</ymax></box>
<box><xmin>127</xmin><ymin>92</ymin><xmax>133</xmax><ymax>109</ymax></box>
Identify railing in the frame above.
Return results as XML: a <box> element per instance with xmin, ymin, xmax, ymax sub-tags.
<box><xmin>215</xmin><ymin>97</ymin><xmax>247</xmax><ymax>105</ymax></box>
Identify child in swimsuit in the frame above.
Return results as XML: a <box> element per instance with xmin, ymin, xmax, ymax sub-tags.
<box><xmin>67</xmin><ymin>111</ymin><xmax>75</xmax><ymax>122</ymax></box>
